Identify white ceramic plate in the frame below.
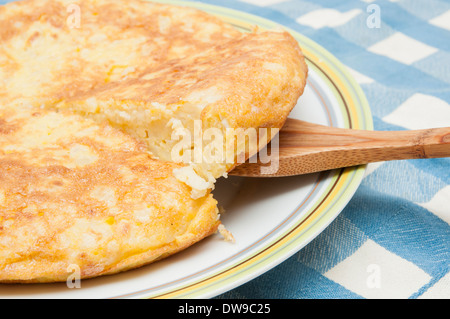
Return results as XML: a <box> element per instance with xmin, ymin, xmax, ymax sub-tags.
<box><xmin>0</xmin><ymin>1</ymin><xmax>373</xmax><ymax>299</ymax></box>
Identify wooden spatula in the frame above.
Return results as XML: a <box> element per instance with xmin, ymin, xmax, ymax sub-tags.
<box><xmin>229</xmin><ymin>118</ymin><xmax>450</xmax><ymax>177</ymax></box>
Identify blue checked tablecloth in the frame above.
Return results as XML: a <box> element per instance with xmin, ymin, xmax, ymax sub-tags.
<box><xmin>187</xmin><ymin>0</ymin><xmax>450</xmax><ymax>299</ymax></box>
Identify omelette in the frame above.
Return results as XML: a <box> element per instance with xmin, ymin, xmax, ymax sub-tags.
<box><xmin>0</xmin><ymin>0</ymin><xmax>308</xmax><ymax>282</ymax></box>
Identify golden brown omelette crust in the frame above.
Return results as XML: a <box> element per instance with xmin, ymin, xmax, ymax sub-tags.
<box><xmin>0</xmin><ymin>0</ymin><xmax>308</xmax><ymax>283</ymax></box>
<box><xmin>0</xmin><ymin>0</ymin><xmax>242</xmax><ymax>106</ymax></box>
<box><xmin>67</xmin><ymin>30</ymin><xmax>307</xmax><ymax>130</ymax></box>
<box><xmin>0</xmin><ymin>107</ymin><xmax>219</xmax><ymax>283</ymax></box>
<box><xmin>0</xmin><ymin>0</ymin><xmax>307</xmax><ymax>130</ymax></box>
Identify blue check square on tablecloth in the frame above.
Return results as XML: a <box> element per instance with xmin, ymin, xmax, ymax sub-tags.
<box><xmin>190</xmin><ymin>0</ymin><xmax>450</xmax><ymax>299</ymax></box>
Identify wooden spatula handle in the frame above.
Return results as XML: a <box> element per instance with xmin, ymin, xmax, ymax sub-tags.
<box><xmin>230</xmin><ymin>119</ymin><xmax>450</xmax><ymax>177</ymax></box>
<box><xmin>281</xmin><ymin>120</ymin><xmax>450</xmax><ymax>157</ymax></box>
<box><xmin>279</xmin><ymin>121</ymin><xmax>450</xmax><ymax>175</ymax></box>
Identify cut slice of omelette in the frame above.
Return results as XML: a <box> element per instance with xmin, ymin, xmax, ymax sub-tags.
<box><xmin>0</xmin><ymin>0</ymin><xmax>308</xmax><ymax>283</ymax></box>
<box><xmin>0</xmin><ymin>106</ymin><xmax>220</xmax><ymax>283</ymax></box>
